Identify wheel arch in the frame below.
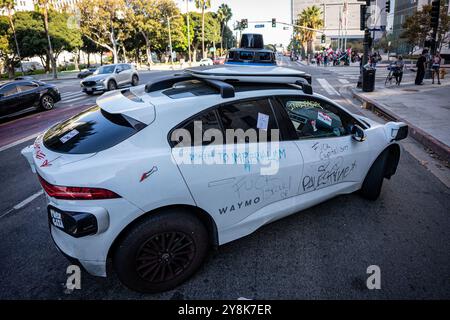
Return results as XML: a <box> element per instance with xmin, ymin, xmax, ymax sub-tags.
<box><xmin>107</xmin><ymin>204</ymin><xmax>219</xmax><ymax>262</ymax></box>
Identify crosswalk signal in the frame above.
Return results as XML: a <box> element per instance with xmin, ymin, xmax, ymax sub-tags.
<box><xmin>241</xmin><ymin>19</ymin><xmax>248</xmax><ymax>29</ymax></box>
<box><xmin>321</xmin><ymin>34</ymin><xmax>326</xmax><ymax>44</ymax></box>
<box><xmin>385</xmin><ymin>0</ymin><xmax>390</xmax><ymax>13</ymax></box>
<box><xmin>360</xmin><ymin>5</ymin><xmax>367</xmax><ymax>31</ymax></box>
<box><xmin>272</xmin><ymin>18</ymin><xmax>276</xmax><ymax>28</ymax></box>
<box><xmin>430</xmin><ymin>0</ymin><xmax>440</xmax><ymax>30</ymax></box>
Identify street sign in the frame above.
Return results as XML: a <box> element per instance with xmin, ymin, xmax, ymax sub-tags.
<box><xmin>255</xmin><ymin>24</ymin><xmax>265</xmax><ymax>28</ymax></box>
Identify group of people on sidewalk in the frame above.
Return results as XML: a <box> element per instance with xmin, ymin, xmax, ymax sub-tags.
<box><xmin>415</xmin><ymin>50</ymin><xmax>443</xmax><ymax>85</ymax></box>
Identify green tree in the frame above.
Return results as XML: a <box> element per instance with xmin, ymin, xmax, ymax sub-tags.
<box><xmin>195</xmin><ymin>0</ymin><xmax>211</xmax><ymax>59</ymax></box>
<box><xmin>190</xmin><ymin>11</ymin><xmax>220</xmax><ymax>60</ymax></box>
<box><xmin>217</xmin><ymin>3</ymin><xmax>232</xmax><ymax>52</ymax></box>
<box><xmin>78</xmin><ymin>0</ymin><xmax>127</xmax><ymax>64</ymax></box>
<box><xmin>0</xmin><ymin>16</ymin><xmax>18</xmax><ymax>78</ymax></box>
<box><xmin>401</xmin><ymin>4</ymin><xmax>431</xmax><ymax>54</ymax></box>
<box><xmin>296</xmin><ymin>5</ymin><xmax>323</xmax><ymax>58</ymax></box>
<box><xmin>0</xmin><ymin>0</ymin><xmax>24</xmax><ymax>75</ymax></box>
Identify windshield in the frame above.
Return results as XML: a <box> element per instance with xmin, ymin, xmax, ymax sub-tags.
<box><xmin>95</xmin><ymin>65</ymin><xmax>115</xmax><ymax>75</ymax></box>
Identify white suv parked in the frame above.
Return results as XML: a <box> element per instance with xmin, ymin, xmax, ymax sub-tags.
<box><xmin>22</xmin><ymin>65</ymin><xmax>407</xmax><ymax>293</ymax></box>
<box><xmin>80</xmin><ymin>63</ymin><xmax>139</xmax><ymax>95</ymax></box>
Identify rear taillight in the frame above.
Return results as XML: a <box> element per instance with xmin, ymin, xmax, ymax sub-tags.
<box><xmin>38</xmin><ymin>175</ymin><xmax>120</xmax><ymax>200</ymax></box>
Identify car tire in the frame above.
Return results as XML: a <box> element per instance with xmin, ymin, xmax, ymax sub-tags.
<box><xmin>131</xmin><ymin>75</ymin><xmax>139</xmax><ymax>86</ymax></box>
<box><xmin>113</xmin><ymin>209</ymin><xmax>209</xmax><ymax>293</ymax></box>
<box><xmin>107</xmin><ymin>80</ymin><xmax>117</xmax><ymax>91</ymax></box>
<box><xmin>39</xmin><ymin>94</ymin><xmax>55</xmax><ymax>111</ymax></box>
<box><xmin>359</xmin><ymin>150</ymin><xmax>388</xmax><ymax>200</ymax></box>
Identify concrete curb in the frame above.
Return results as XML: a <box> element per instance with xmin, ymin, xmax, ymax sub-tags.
<box><xmin>350</xmin><ymin>87</ymin><xmax>450</xmax><ymax>163</ymax></box>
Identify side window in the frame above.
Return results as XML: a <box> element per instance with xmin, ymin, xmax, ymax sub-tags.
<box><xmin>172</xmin><ymin>110</ymin><xmax>221</xmax><ymax>147</ymax></box>
<box><xmin>0</xmin><ymin>84</ymin><xmax>18</xmax><ymax>97</ymax></box>
<box><xmin>218</xmin><ymin>98</ymin><xmax>279</xmax><ymax>143</ymax></box>
<box><xmin>277</xmin><ymin>96</ymin><xmax>358</xmax><ymax>139</ymax></box>
<box><xmin>17</xmin><ymin>82</ymin><xmax>38</xmax><ymax>92</ymax></box>
<box><xmin>122</xmin><ymin>64</ymin><xmax>131</xmax><ymax>70</ymax></box>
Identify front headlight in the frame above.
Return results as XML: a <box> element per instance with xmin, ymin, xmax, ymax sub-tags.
<box><xmin>97</xmin><ymin>78</ymin><xmax>106</xmax><ymax>83</ymax></box>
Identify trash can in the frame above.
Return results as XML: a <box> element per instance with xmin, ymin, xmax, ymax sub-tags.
<box><xmin>362</xmin><ymin>66</ymin><xmax>376</xmax><ymax>92</ymax></box>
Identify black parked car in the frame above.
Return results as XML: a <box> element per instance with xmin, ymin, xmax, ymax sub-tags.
<box><xmin>77</xmin><ymin>68</ymin><xmax>97</xmax><ymax>79</ymax></box>
<box><xmin>0</xmin><ymin>80</ymin><xmax>61</xmax><ymax>118</ymax></box>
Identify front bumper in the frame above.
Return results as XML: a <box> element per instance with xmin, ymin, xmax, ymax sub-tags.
<box><xmin>81</xmin><ymin>82</ymin><xmax>106</xmax><ymax>93</ymax></box>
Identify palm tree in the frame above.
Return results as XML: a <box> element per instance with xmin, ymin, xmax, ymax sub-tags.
<box><xmin>0</xmin><ymin>0</ymin><xmax>24</xmax><ymax>76</ymax></box>
<box><xmin>297</xmin><ymin>5</ymin><xmax>324</xmax><ymax>59</ymax></box>
<box><xmin>195</xmin><ymin>0</ymin><xmax>211</xmax><ymax>59</ymax></box>
<box><xmin>35</xmin><ymin>0</ymin><xmax>57</xmax><ymax>79</ymax></box>
<box><xmin>217</xmin><ymin>3</ymin><xmax>232</xmax><ymax>52</ymax></box>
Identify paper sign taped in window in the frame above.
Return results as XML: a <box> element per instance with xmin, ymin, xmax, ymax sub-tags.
<box><xmin>257</xmin><ymin>112</ymin><xmax>269</xmax><ymax>130</ymax></box>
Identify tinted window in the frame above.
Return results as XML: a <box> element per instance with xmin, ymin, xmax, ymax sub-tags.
<box><xmin>43</xmin><ymin>106</ymin><xmax>142</xmax><ymax>154</ymax></box>
<box><xmin>0</xmin><ymin>84</ymin><xmax>18</xmax><ymax>97</ymax></box>
<box><xmin>277</xmin><ymin>96</ymin><xmax>359</xmax><ymax>139</ymax></box>
<box><xmin>172</xmin><ymin>110</ymin><xmax>220</xmax><ymax>147</ymax></box>
<box><xmin>17</xmin><ymin>82</ymin><xmax>38</xmax><ymax>92</ymax></box>
<box><xmin>218</xmin><ymin>98</ymin><xmax>279</xmax><ymax>142</ymax></box>
<box><xmin>239</xmin><ymin>51</ymin><xmax>254</xmax><ymax>61</ymax></box>
<box><xmin>121</xmin><ymin>64</ymin><xmax>131</xmax><ymax>70</ymax></box>
<box><xmin>96</xmin><ymin>65</ymin><xmax>115</xmax><ymax>74</ymax></box>
<box><xmin>255</xmin><ymin>52</ymin><xmax>272</xmax><ymax>61</ymax></box>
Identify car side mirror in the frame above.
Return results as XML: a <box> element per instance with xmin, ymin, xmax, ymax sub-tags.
<box><xmin>116</xmin><ymin>69</ymin><xmax>121</xmax><ymax>73</ymax></box>
<box><xmin>351</xmin><ymin>125</ymin><xmax>366</xmax><ymax>142</ymax></box>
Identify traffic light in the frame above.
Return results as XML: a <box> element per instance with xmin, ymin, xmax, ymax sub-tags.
<box><xmin>385</xmin><ymin>0</ymin><xmax>390</xmax><ymax>13</ymax></box>
<box><xmin>430</xmin><ymin>0</ymin><xmax>440</xmax><ymax>31</ymax></box>
<box><xmin>321</xmin><ymin>34</ymin><xmax>326</xmax><ymax>44</ymax></box>
<box><xmin>241</xmin><ymin>19</ymin><xmax>248</xmax><ymax>29</ymax></box>
<box><xmin>272</xmin><ymin>18</ymin><xmax>276</xmax><ymax>28</ymax></box>
<box><xmin>360</xmin><ymin>5</ymin><xmax>367</xmax><ymax>31</ymax></box>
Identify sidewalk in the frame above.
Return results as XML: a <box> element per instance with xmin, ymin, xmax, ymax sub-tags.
<box><xmin>351</xmin><ymin>78</ymin><xmax>450</xmax><ymax>162</ymax></box>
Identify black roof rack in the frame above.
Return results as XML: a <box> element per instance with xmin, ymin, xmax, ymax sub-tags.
<box><xmin>145</xmin><ymin>74</ymin><xmax>236</xmax><ymax>99</ymax></box>
<box><xmin>144</xmin><ymin>72</ymin><xmax>313</xmax><ymax>97</ymax></box>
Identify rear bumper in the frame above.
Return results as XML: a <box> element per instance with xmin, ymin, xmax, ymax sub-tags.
<box><xmin>47</xmin><ymin>198</ymin><xmax>145</xmax><ymax>277</ymax></box>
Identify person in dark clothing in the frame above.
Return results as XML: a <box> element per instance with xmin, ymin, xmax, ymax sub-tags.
<box><xmin>415</xmin><ymin>49</ymin><xmax>428</xmax><ymax>85</ymax></box>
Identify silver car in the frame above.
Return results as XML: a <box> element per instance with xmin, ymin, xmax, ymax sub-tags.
<box><xmin>80</xmin><ymin>63</ymin><xmax>139</xmax><ymax>95</ymax></box>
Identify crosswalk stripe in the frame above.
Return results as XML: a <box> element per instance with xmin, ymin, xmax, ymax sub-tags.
<box><xmin>338</xmin><ymin>78</ymin><xmax>350</xmax><ymax>84</ymax></box>
<box><xmin>62</xmin><ymin>91</ymin><xmax>83</xmax><ymax>98</ymax></box>
<box><xmin>317</xmin><ymin>78</ymin><xmax>340</xmax><ymax>96</ymax></box>
<box><xmin>64</xmin><ymin>95</ymin><xmax>88</xmax><ymax>103</ymax></box>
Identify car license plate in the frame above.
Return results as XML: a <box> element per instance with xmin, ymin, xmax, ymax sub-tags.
<box><xmin>86</xmin><ymin>88</ymin><xmax>93</xmax><ymax>92</ymax></box>
<box><xmin>49</xmin><ymin>208</ymin><xmax>64</xmax><ymax>228</ymax></box>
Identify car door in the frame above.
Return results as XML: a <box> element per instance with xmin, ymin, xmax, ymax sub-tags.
<box><xmin>16</xmin><ymin>82</ymin><xmax>40</xmax><ymax>110</ymax></box>
<box><xmin>118</xmin><ymin>64</ymin><xmax>131</xmax><ymax>85</ymax></box>
<box><xmin>0</xmin><ymin>83</ymin><xmax>20</xmax><ymax>116</ymax></box>
<box><xmin>273</xmin><ymin>94</ymin><xmax>373</xmax><ymax>196</ymax></box>
<box><xmin>171</xmin><ymin>97</ymin><xmax>303</xmax><ymax>232</ymax></box>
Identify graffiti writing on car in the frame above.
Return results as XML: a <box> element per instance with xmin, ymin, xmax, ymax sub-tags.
<box><xmin>302</xmin><ymin>157</ymin><xmax>356</xmax><ymax>192</ymax></box>
<box><xmin>232</xmin><ymin>175</ymin><xmax>292</xmax><ymax>202</ymax></box>
<box><xmin>311</xmin><ymin>142</ymin><xmax>349</xmax><ymax>160</ymax></box>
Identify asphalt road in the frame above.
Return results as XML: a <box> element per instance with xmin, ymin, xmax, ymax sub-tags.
<box><xmin>0</xmin><ymin>58</ymin><xmax>449</xmax><ymax>299</ymax></box>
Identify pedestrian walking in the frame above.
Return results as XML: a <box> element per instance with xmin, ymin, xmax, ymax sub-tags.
<box><xmin>432</xmin><ymin>52</ymin><xmax>442</xmax><ymax>85</ymax></box>
<box><xmin>415</xmin><ymin>49</ymin><xmax>428</xmax><ymax>85</ymax></box>
<box><xmin>394</xmin><ymin>56</ymin><xmax>404</xmax><ymax>85</ymax></box>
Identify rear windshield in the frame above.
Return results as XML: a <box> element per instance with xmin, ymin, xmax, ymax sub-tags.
<box><xmin>43</xmin><ymin>106</ymin><xmax>141</xmax><ymax>154</ymax></box>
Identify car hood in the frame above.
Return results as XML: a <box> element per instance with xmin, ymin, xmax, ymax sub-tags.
<box><xmin>83</xmin><ymin>74</ymin><xmax>111</xmax><ymax>82</ymax></box>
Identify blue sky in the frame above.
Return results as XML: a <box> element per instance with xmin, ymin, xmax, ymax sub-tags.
<box><xmin>176</xmin><ymin>0</ymin><xmax>293</xmax><ymax>47</ymax></box>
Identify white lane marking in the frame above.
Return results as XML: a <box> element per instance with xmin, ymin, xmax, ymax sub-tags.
<box><xmin>317</xmin><ymin>78</ymin><xmax>340</xmax><ymax>96</ymax></box>
<box><xmin>0</xmin><ymin>133</ymin><xmax>38</xmax><ymax>153</ymax></box>
<box><xmin>64</xmin><ymin>95</ymin><xmax>87</xmax><ymax>103</ymax></box>
<box><xmin>13</xmin><ymin>190</ymin><xmax>44</xmax><ymax>210</ymax></box>
<box><xmin>62</xmin><ymin>91</ymin><xmax>82</xmax><ymax>98</ymax></box>
<box><xmin>0</xmin><ymin>190</ymin><xmax>44</xmax><ymax>218</ymax></box>
<box><xmin>338</xmin><ymin>78</ymin><xmax>350</xmax><ymax>84</ymax></box>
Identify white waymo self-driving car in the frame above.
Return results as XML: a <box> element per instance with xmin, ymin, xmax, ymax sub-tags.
<box><xmin>22</xmin><ymin>65</ymin><xmax>408</xmax><ymax>293</ymax></box>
